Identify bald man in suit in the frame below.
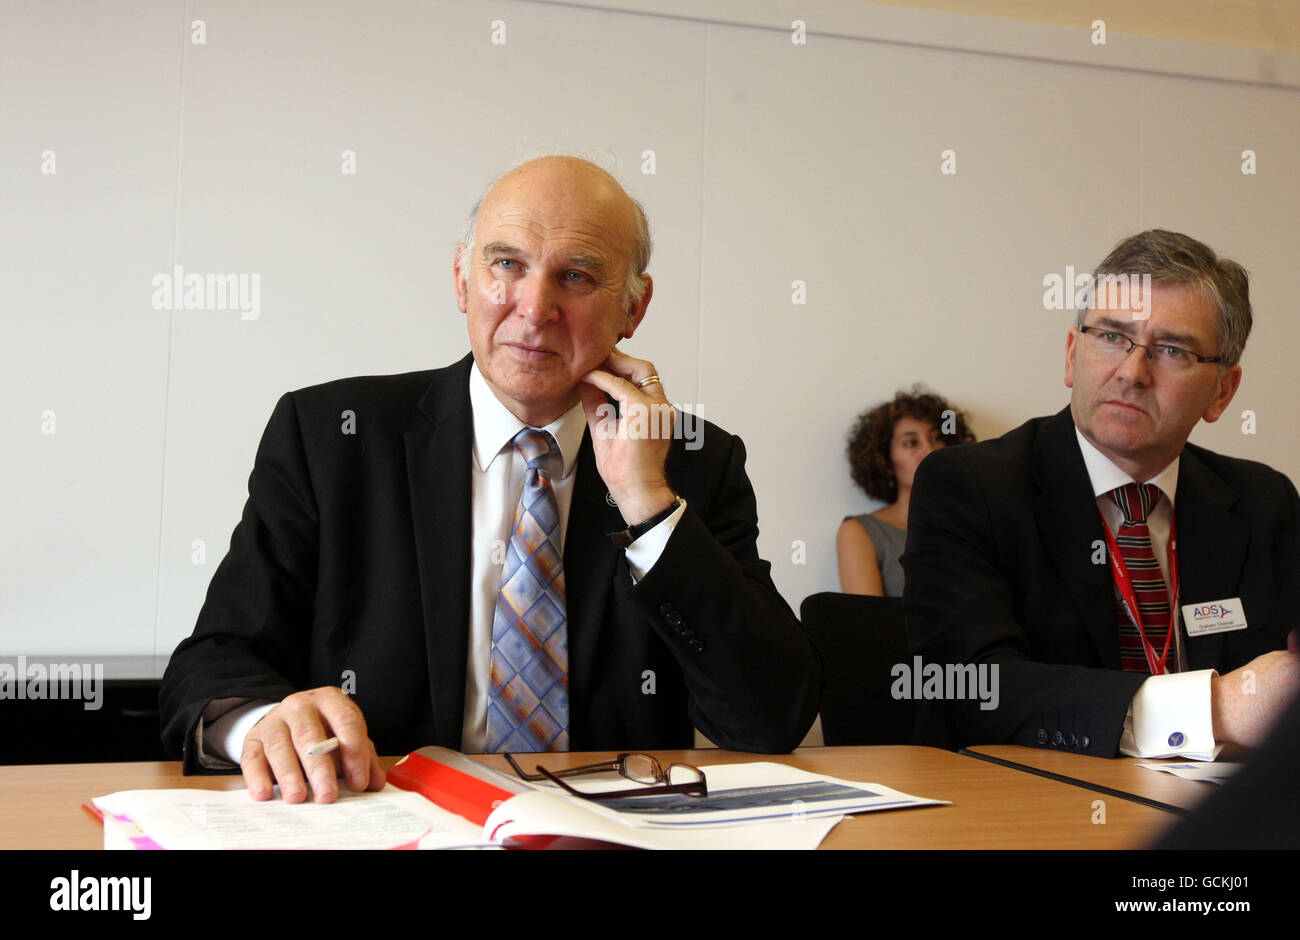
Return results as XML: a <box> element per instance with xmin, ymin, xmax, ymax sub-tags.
<box><xmin>161</xmin><ymin>157</ymin><xmax>821</xmax><ymax>801</ymax></box>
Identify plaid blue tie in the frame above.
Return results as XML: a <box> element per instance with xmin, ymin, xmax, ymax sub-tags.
<box><xmin>486</xmin><ymin>429</ymin><xmax>570</xmax><ymax>752</ymax></box>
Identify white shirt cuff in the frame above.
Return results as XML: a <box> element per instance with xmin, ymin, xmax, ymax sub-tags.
<box><xmin>1119</xmin><ymin>669</ymin><xmax>1221</xmax><ymax>760</ymax></box>
<box><xmin>206</xmin><ymin>700</ymin><xmax>279</xmax><ymax>764</ymax></box>
<box><xmin>623</xmin><ymin>499</ymin><xmax>688</xmax><ymax>583</ymax></box>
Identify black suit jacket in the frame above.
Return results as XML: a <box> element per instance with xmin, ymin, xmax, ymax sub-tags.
<box><xmin>160</xmin><ymin>355</ymin><xmax>821</xmax><ymax>769</ymax></box>
<box><xmin>903</xmin><ymin>407</ymin><xmax>1299</xmax><ymax>755</ymax></box>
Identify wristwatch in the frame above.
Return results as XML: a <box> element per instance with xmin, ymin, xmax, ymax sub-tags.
<box><xmin>606</xmin><ymin>497</ymin><xmax>684</xmax><ymax>548</ymax></box>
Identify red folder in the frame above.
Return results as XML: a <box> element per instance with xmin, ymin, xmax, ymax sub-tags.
<box><xmin>386</xmin><ymin>747</ymin><xmax>525</xmax><ymax>826</ymax></box>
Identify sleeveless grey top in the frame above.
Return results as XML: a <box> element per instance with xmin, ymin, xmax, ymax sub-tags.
<box><xmin>847</xmin><ymin>513</ymin><xmax>908</xmax><ymax>597</ymax></box>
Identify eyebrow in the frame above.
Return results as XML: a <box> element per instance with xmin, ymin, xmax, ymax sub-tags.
<box><xmin>1151</xmin><ymin>330</ymin><xmax>1202</xmax><ymax>348</ymax></box>
<box><xmin>566</xmin><ymin>253</ymin><xmax>607</xmax><ymax>270</ymax></box>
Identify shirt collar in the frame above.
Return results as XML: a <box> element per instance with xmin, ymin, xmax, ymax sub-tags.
<box><xmin>1074</xmin><ymin>425</ymin><xmax>1179</xmax><ymax>509</ymax></box>
<box><xmin>469</xmin><ymin>362</ymin><xmax>584</xmax><ymax>479</ymax></box>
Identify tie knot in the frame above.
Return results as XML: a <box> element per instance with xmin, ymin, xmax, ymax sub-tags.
<box><xmin>512</xmin><ymin>428</ymin><xmax>555</xmax><ymax>473</ymax></box>
<box><xmin>1109</xmin><ymin>482</ymin><xmax>1161</xmax><ymax>525</ymax></box>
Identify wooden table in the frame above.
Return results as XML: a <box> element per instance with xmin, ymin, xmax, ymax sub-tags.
<box><xmin>964</xmin><ymin>745</ymin><xmax>1230</xmax><ymax>813</ymax></box>
<box><xmin>0</xmin><ymin>745</ymin><xmax>1179</xmax><ymax>849</ymax></box>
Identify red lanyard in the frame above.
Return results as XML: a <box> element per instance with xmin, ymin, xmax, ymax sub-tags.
<box><xmin>1098</xmin><ymin>511</ymin><xmax>1179</xmax><ymax>676</ymax></box>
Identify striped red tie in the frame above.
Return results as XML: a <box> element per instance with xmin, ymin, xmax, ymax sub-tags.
<box><xmin>1108</xmin><ymin>483</ymin><xmax>1169</xmax><ymax>673</ymax></box>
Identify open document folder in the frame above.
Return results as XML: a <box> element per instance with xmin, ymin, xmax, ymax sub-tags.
<box><xmin>91</xmin><ymin>747</ymin><xmax>947</xmax><ymax>850</ymax></box>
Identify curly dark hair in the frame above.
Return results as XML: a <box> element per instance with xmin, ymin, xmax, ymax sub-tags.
<box><xmin>847</xmin><ymin>386</ymin><xmax>975</xmax><ymax>502</ymax></box>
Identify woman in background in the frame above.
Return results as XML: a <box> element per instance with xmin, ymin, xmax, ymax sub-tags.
<box><xmin>837</xmin><ymin>387</ymin><xmax>975</xmax><ymax>596</ymax></box>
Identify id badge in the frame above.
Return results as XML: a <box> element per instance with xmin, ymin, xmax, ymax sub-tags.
<box><xmin>1182</xmin><ymin>598</ymin><xmax>1248</xmax><ymax>637</ymax></box>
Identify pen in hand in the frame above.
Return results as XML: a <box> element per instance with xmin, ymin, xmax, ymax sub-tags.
<box><xmin>306</xmin><ymin>736</ymin><xmax>340</xmax><ymax>758</ymax></box>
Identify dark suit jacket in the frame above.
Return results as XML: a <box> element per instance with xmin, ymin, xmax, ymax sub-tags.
<box><xmin>903</xmin><ymin>407</ymin><xmax>1299</xmax><ymax>755</ymax></box>
<box><xmin>160</xmin><ymin>354</ymin><xmax>821</xmax><ymax>770</ymax></box>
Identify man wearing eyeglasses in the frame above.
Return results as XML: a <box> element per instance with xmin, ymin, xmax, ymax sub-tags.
<box><xmin>904</xmin><ymin>229</ymin><xmax>1299</xmax><ymax>759</ymax></box>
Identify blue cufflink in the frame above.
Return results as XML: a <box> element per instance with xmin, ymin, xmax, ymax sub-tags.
<box><xmin>1168</xmin><ymin>731</ymin><xmax>1185</xmax><ymax>747</ymax></box>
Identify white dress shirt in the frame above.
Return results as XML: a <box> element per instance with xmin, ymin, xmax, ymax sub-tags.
<box><xmin>1074</xmin><ymin>428</ymin><xmax>1219</xmax><ymax>760</ymax></box>
<box><xmin>205</xmin><ymin>363</ymin><xmax>685</xmax><ymax>762</ymax></box>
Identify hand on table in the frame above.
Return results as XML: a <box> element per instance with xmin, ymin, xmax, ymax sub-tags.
<box><xmin>240</xmin><ymin>686</ymin><xmax>385</xmax><ymax>803</ymax></box>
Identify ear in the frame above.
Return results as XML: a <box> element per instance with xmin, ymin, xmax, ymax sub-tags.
<box><xmin>453</xmin><ymin>245</ymin><xmax>470</xmax><ymax>314</ymax></box>
<box><xmin>621</xmin><ymin>274</ymin><xmax>653</xmax><ymax>339</ymax></box>
<box><xmin>1202</xmin><ymin>364</ymin><xmax>1242</xmax><ymax>423</ymax></box>
<box><xmin>1064</xmin><ymin>326</ymin><xmax>1078</xmax><ymax>389</ymax></box>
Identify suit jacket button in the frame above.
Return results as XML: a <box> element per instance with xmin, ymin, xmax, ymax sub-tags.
<box><xmin>1067</xmin><ymin>733</ymin><xmax>1077</xmax><ymax>747</ymax></box>
<box><xmin>1051</xmin><ymin>731</ymin><xmax>1064</xmax><ymax>746</ymax></box>
<box><xmin>688</xmin><ymin>639</ymin><xmax>705</xmax><ymax>653</ymax></box>
<box><xmin>665</xmin><ymin>611</ymin><xmax>683</xmax><ymax>626</ymax></box>
<box><xmin>1036</xmin><ymin>729</ymin><xmax>1048</xmax><ymax>745</ymax></box>
<box><xmin>659</xmin><ymin>603</ymin><xmax>675</xmax><ymax>616</ymax></box>
<box><xmin>1078</xmin><ymin>735</ymin><xmax>1091</xmax><ymax>749</ymax></box>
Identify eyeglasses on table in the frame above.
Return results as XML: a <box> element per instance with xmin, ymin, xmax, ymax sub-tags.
<box><xmin>502</xmin><ymin>751</ymin><xmax>708</xmax><ymax>801</ymax></box>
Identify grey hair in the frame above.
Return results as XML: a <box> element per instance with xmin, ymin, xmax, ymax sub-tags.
<box><xmin>456</xmin><ymin>155</ymin><xmax>652</xmax><ymax>310</ymax></box>
<box><xmin>1076</xmin><ymin>229</ymin><xmax>1252</xmax><ymax>368</ymax></box>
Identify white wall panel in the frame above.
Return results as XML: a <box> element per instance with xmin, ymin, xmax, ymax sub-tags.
<box><xmin>697</xmin><ymin>27</ymin><xmax>1151</xmax><ymax>607</ymax></box>
<box><xmin>0</xmin><ymin>1</ymin><xmax>180</xmax><ymax>655</ymax></box>
<box><xmin>1</xmin><ymin>0</ymin><xmax>1296</xmax><ymax>664</ymax></box>
<box><xmin>1138</xmin><ymin>77</ymin><xmax>1300</xmax><ymax>480</ymax></box>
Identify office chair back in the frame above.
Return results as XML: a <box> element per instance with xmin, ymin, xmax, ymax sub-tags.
<box><xmin>800</xmin><ymin>591</ymin><xmax>916</xmax><ymax>746</ymax></box>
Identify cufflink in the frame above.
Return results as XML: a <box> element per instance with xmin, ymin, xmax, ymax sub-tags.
<box><xmin>1168</xmin><ymin>731</ymin><xmax>1185</xmax><ymax>747</ymax></box>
